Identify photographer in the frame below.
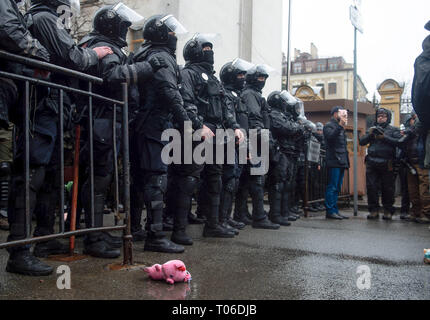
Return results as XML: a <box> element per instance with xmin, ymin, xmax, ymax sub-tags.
<box><xmin>323</xmin><ymin>107</ymin><xmax>349</xmax><ymax>220</ymax></box>
<box><xmin>359</xmin><ymin>108</ymin><xmax>402</xmax><ymax>220</ymax></box>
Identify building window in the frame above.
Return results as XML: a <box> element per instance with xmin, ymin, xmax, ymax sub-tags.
<box><xmin>317</xmin><ymin>63</ymin><xmax>326</xmax><ymax>72</ymax></box>
<box><xmin>293</xmin><ymin>63</ymin><xmax>302</xmax><ymax>74</ymax></box>
<box><xmin>328</xmin><ymin>82</ymin><xmax>337</xmax><ymax>95</ymax></box>
<box><xmin>329</xmin><ymin>63</ymin><xmax>338</xmax><ymax>71</ymax></box>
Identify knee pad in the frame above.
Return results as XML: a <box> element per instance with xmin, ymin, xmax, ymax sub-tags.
<box><xmin>144</xmin><ymin>174</ymin><xmax>168</xmax><ymax>210</ymax></box>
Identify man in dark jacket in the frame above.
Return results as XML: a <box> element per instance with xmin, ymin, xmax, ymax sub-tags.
<box><xmin>6</xmin><ymin>0</ymin><xmax>113</xmax><ymax>276</ymax></box>
<box><xmin>359</xmin><ymin>108</ymin><xmax>402</xmax><ymax>220</ymax></box>
<box><xmin>131</xmin><ymin>14</ymin><xmax>190</xmax><ymax>252</ymax></box>
<box><xmin>412</xmin><ymin>21</ymin><xmax>430</xmax><ymax>128</ymax></box>
<box><xmin>323</xmin><ymin>106</ymin><xmax>350</xmax><ymax>220</ymax></box>
<box><xmin>267</xmin><ymin>90</ymin><xmax>304</xmax><ymax>226</ymax></box>
<box><xmin>78</xmin><ymin>5</ymin><xmax>166</xmax><ymax>257</ymax></box>
<box><xmin>235</xmin><ymin>65</ymin><xmax>280</xmax><ymax>230</ymax></box>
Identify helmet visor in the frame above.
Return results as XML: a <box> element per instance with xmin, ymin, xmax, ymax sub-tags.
<box><xmin>113</xmin><ymin>2</ymin><xmax>144</xmax><ymax>25</ymax></box>
<box><xmin>160</xmin><ymin>15</ymin><xmax>188</xmax><ymax>35</ymax></box>
<box><xmin>257</xmin><ymin>64</ymin><xmax>277</xmax><ymax>75</ymax></box>
<box><xmin>280</xmin><ymin>90</ymin><xmax>298</xmax><ymax>106</ymax></box>
<box><xmin>232</xmin><ymin>58</ymin><xmax>255</xmax><ymax>72</ymax></box>
<box><xmin>296</xmin><ymin>100</ymin><xmax>305</xmax><ymax>117</ymax></box>
<box><xmin>192</xmin><ymin>33</ymin><xmax>222</xmax><ymax>48</ymax></box>
<box><xmin>70</xmin><ymin>0</ymin><xmax>80</xmax><ymax>16</ymax></box>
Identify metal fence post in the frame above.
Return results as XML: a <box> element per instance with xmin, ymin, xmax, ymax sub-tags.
<box><xmin>121</xmin><ymin>83</ymin><xmax>132</xmax><ymax>266</ymax></box>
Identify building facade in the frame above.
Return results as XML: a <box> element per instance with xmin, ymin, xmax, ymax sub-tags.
<box><xmin>79</xmin><ymin>0</ymin><xmax>284</xmax><ymax>96</ymax></box>
<box><xmin>283</xmin><ymin>44</ymin><xmax>368</xmax><ymax>101</ymax></box>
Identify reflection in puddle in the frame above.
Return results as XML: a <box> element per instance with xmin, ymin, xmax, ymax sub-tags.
<box><xmin>144</xmin><ymin>280</ymin><xmax>192</xmax><ymax>300</ymax></box>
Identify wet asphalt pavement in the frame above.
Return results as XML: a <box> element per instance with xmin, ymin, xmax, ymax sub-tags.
<box><xmin>0</xmin><ymin>207</ymin><xmax>429</xmax><ymax>300</ymax></box>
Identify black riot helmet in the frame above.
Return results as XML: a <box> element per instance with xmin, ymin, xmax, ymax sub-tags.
<box><xmin>183</xmin><ymin>33</ymin><xmax>219</xmax><ymax>63</ymax></box>
<box><xmin>93</xmin><ymin>3</ymin><xmax>143</xmax><ymax>44</ymax></box>
<box><xmin>267</xmin><ymin>91</ymin><xmax>284</xmax><ymax>111</ymax></box>
<box><xmin>375</xmin><ymin>107</ymin><xmax>392</xmax><ymax>125</ymax></box>
<box><xmin>31</xmin><ymin>0</ymin><xmax>79</xmax><ymax>11</ymax></box>
<box><xmin>246</xmin><ymin>64</ymin><xmax>274</xmax><ymax>91</ymax></box>
<box><xmin>268</xmin><ymin>90</ymin><xmax>301</xmax><ymax>118</ymax></box>
<box><xmin>220</xmin><ymin>58</ymin><xmax>254</xmax><ymax>90</ymax></box>
<box><xmin>143</xmin><ymin>14</ymin><xmax>187</xmax><ymax>45</ymax></box>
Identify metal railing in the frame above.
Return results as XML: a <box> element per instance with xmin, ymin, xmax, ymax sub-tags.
<box><xmin>0</xmin><ymin>50</ymin><xmax>132</xmax><ymax>265</ymax></box>
<box><xmin>303</xmin><ymin>148</ymin><xmax>351</xmax><ymax>217</ymax></box>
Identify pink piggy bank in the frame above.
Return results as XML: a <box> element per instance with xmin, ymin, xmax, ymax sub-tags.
<box><xmin>144</xmin><ymin>260</ymin><xmax>192</xmax><ymax>284</ymax></box>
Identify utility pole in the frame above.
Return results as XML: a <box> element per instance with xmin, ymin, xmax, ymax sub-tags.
<box><xmin>350</xmin><ymin>0</ymin><xmax>363</xmax><ymax>216</ymax></box>
<box><xmin>286</xmin><ymin>0</ymin><xmax>292</xmax><ymax>91</ymax></box>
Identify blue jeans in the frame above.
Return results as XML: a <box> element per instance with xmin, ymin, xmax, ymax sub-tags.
<box><xmin>325</xmin><ymin>168</ymin><xmax>345</xmax><ymax>215</ymax></box>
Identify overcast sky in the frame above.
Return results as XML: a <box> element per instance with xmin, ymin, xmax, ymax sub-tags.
<box><xmin>282</xmin><ymin>0</ymin><xmax>430</xmax><ymax>100</ymax></box>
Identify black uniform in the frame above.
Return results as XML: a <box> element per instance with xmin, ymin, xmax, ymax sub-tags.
<box><xmin>170</xmin><ymin>61</ymin><xmax>233</xmax><ymax>238</ymax></box>
<box><xmin>267</xmin><ymin>91</ymin><xmax>303</xmax><ymax>226</ymax></box>
<box><xmin>78</xmin><ymin>26</ymin><xmax>156</xmax><ymax>257</ymax></box>
<box><xmin>7</xmin><ymin>0</ymin><xmax>101</xmax><ymax>276</ymax></box>
<box><xmin>0</xmin><ymin>0</ymin><xmax>50</xmax><ymax>129</ymax></box>
<box><xmin>218</xmin><ymin>61</ymin><xmax>247</xmax><ymax>232</ymax></box>
<box><xmin>235</xmin><ymin>67</ymin><xmax>279</xmax><ymax>230</ymax></box>
<box><xmin>132</xmin><ymin>41</ymin><xmax>190</xmax><ymax>251</ymax></box>
<box><xmin>0</xmin><ymin>0</ymin><xmax>50</xmax><ymax>232</ymax></box>
<box><xmin>359</xmin><ymin>108</ymin><xmax>402</xmax><ymax>217</ymax></box>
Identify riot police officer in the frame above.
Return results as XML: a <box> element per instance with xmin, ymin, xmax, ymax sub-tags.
<box><xmin>0</xmin><ymin>0</ymin><xmax>51</xmax><ymax>231</ymax></box>
<box><xmin>267</xmin><ymin>91</ymin><xmax>304</xmax><ymax>226</ymax></box>
<box><xmin>6</xmin><ymin>0</ymin><xmax>113</xmax><ymax>276</ymax></box>
<box><xmin>236</xmin><ymin>65</ymin><xmax>280</xmax><ymax>230</ymax></box>
<box><xmin>359</xmin><ymin>108</ymin><xmax>402</xmax><ymax>220</ymax></box>
<box><xmin>78</xmin><ymin>4</ymin><xmax>167</xmax><ymax>257</ymax></box>
<box><xmin>311</xmin><ymin>122</ymin><xmax>326</xmax><ymax>212</ymax></box>
<box><xmin>166</xmin><ymin>33</ymin><xmax>243</xmax><ymax>241</ymax></box>
<box><xmin>131</xmin><ymin>14</ymin><xmax>191</xmax><ymax>252</ymax></box>
<box><xmin>218</xmin><ymin>59</ymin><xmax>251</xmax><ymax>233</ymax></box>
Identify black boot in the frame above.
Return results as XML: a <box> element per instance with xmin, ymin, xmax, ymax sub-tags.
<box><xmin>188</xmin><ymin>211</ymin><xmax>205</xmax><ymax>224</ymax></box>
<box><xmin>203</xmin><ymin>223</ymin><xmax>235</xmax><ymax>238</ymax></box>
<box><xmin>269</xmin><ymin>183</ymin><xmax>291</xmax><ymax>227</ymax></box>
<box><xmin>252</xmin><ymin>217</ymin><xmax>281</xmax><ymax>230</ymax></box>
<box><xmin>6</xmin><ymin>250</ymin><xmax>53</xmax><ymax>276</ymax></box>
<box><xmin>144</xmin><ymin>233</ymin><xmax>185</xmax><ymax>253</ymax></box>
<box><xmin>220</xmin><ymin>221</ymin><xmax>239</xmax><ymax>235</ymax></box>
<box><xmin>33</xmin><ymin>239</ymin><xmax>70</xmax><ymax>258</ymax></box>
<box><xmin>171</xmin><ymin>230</ymin><xmax>193</xmax><ymax>246</ymax></box>
<box><xmin>100</xmin><ymin>232</ymin><xmax>122</xmax><ymax>248</ymax></box>
<box><xmin>171</xmin><ymin>208</ymin><xmax>193</xmax><ymax>246</ymax></box>
<box><xmin>83</xmin><ymin>187</ymin><xmax>119</xmax><ymax>259</ymax></box>
<box><xmin>83</xmin><ymin>239</ymin><xmax>120</xmax><ymax>258</ymax></box>
<box><xmin>132</xmin><ymin>229</ymin><xmax>146</xmax><ymax>242</ymax></box>
<box><xmin>227</xmin><ymin>218</ymin><xmax>246</xmax><ymax>230</ymax></box>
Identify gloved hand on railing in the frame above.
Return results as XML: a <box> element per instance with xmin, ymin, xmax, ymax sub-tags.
<box><xmin>148</xmin><ymin>56</ymin><xmax>168</xmax><ymax>72</ymax></box>
<box><xmin>92</xmin><ymin>46</ymin><xmax>114</xmax><ymax>59</ymax></box>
